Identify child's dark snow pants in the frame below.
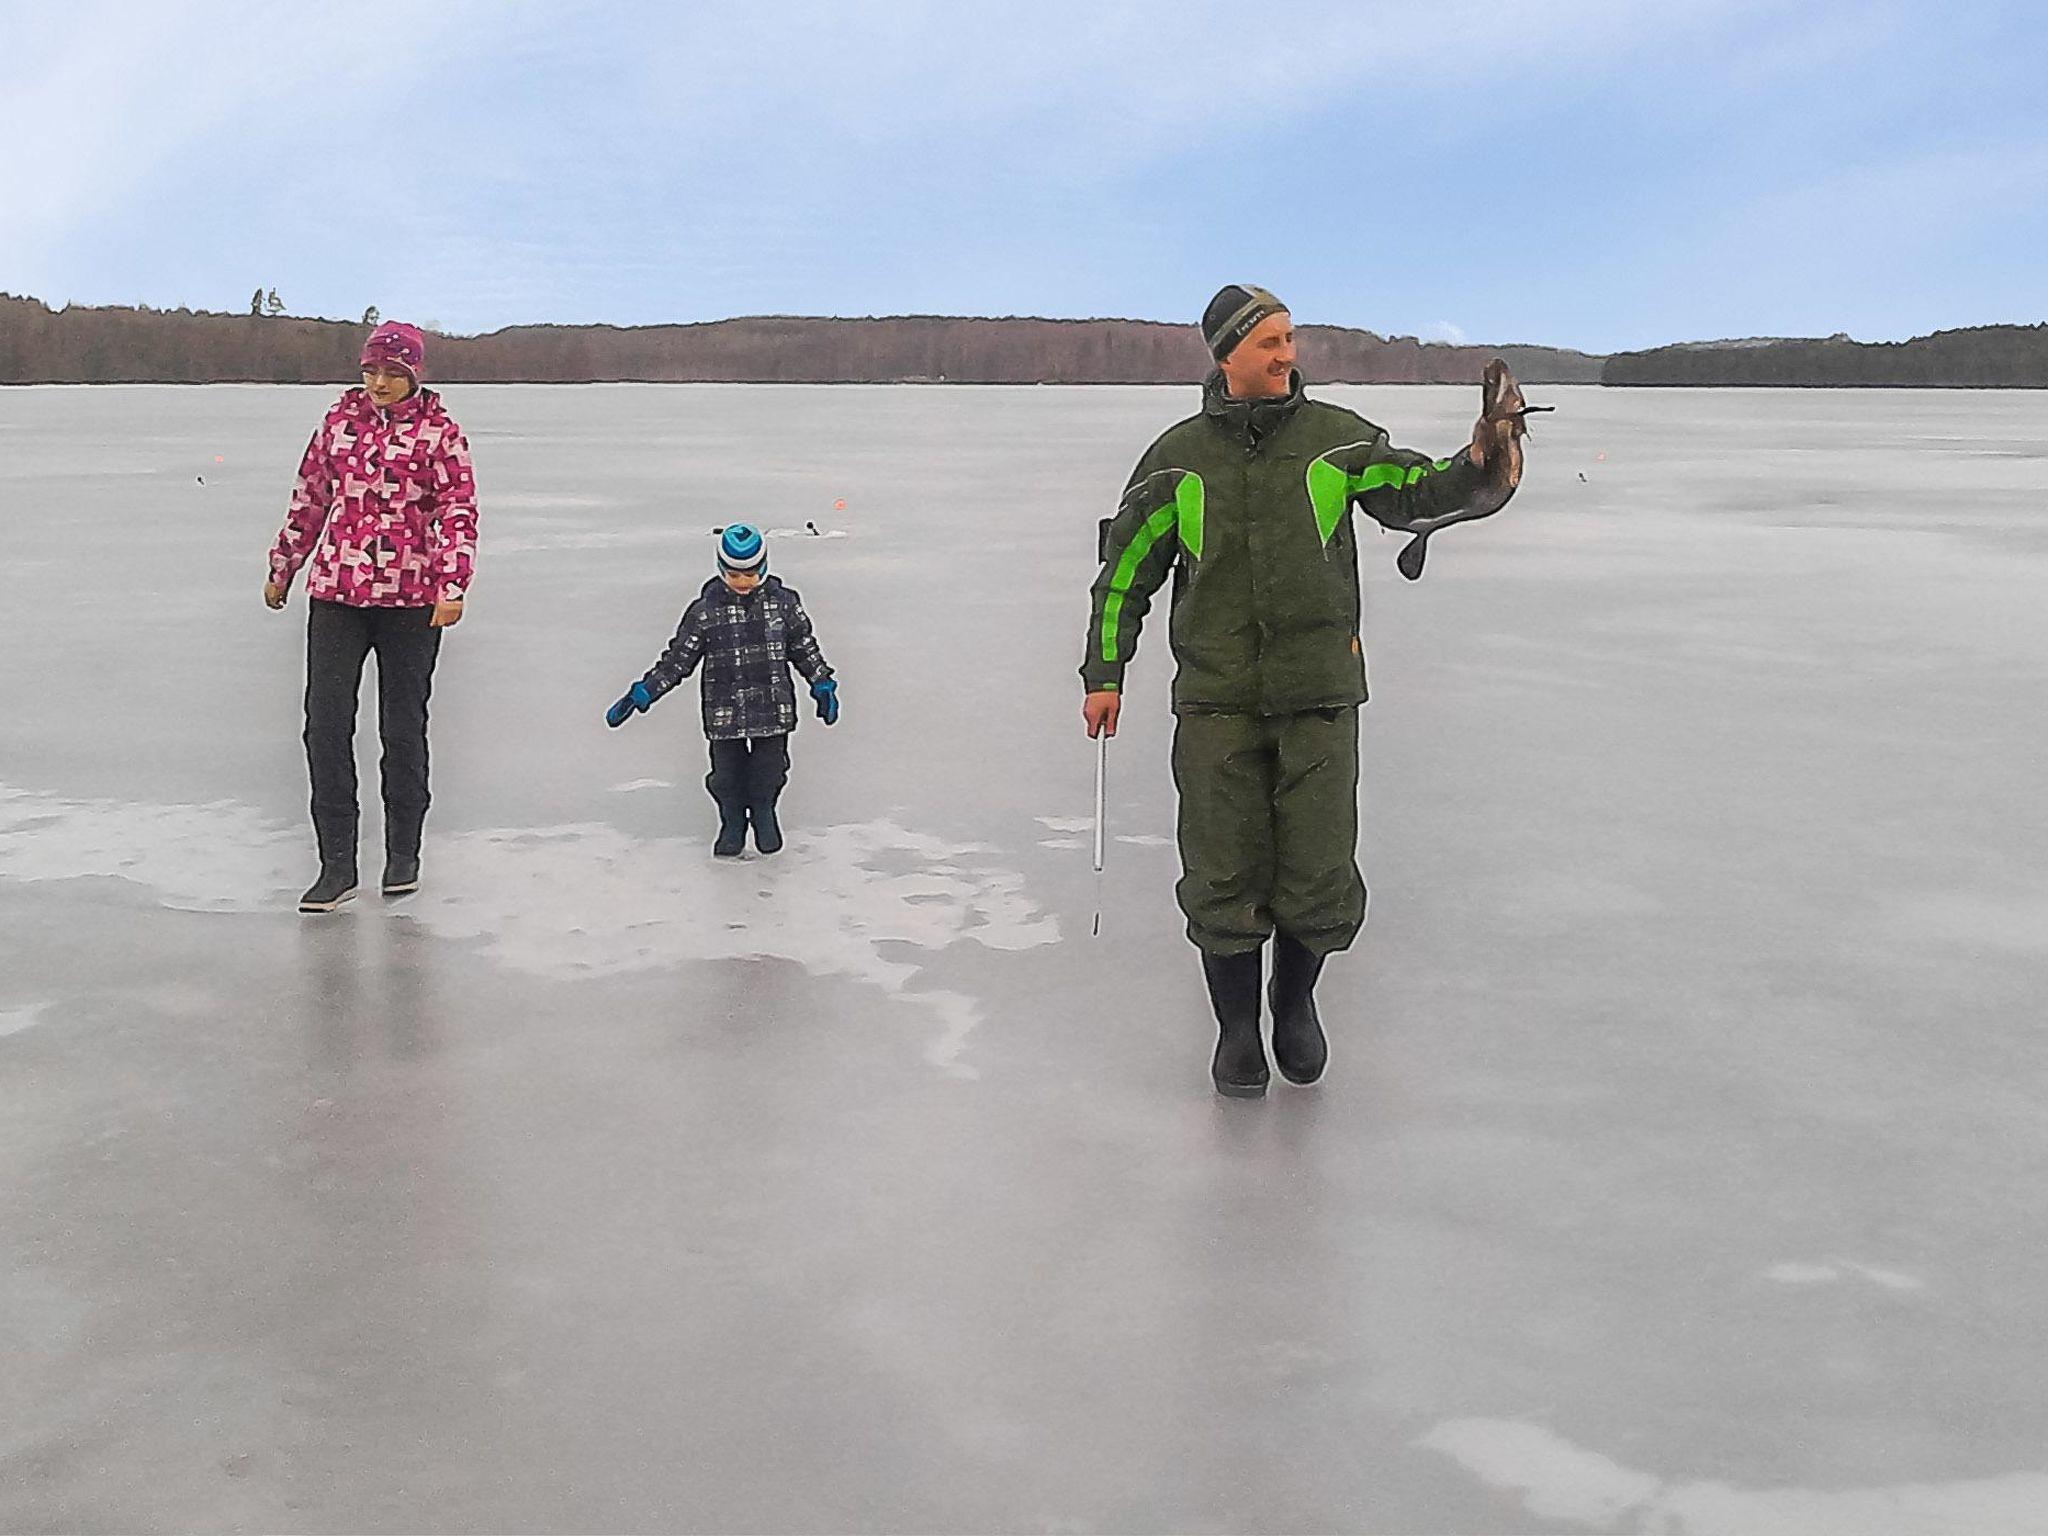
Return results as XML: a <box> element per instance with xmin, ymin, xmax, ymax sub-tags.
<box><xmin>706</xmin><ymin>735</ymin><xmax>790</xmax><ymax>817</ymax></box>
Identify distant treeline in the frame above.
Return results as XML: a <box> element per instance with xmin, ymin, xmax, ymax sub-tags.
<box><xmin>1601</xmin><ymin>324</ymin><xmax>2048</xmax><ymax>387</ymax></box>
<box><xmin>0</xmin><ymin>295</ymin><xmax>1601</xmax><ymax>386</ymax></box>
<box><xmin>13</xmin><ymin>295</ymin><xmax>2043</xmax><ymax>387</ymax></box>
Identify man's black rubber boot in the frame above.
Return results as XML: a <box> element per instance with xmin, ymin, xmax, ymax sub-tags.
<box><xmin>1269</xmin><ymin>932</ymin><xmax>1329</xmax><ymax>1085</ymax></box>
<box><xmin>381</xmin><ymin>853</ymin><xmax>421</xmax><ymax>896</ymax></box>
<box><xmin>713</xmin><ymin>802</ymin><xmax>748</xmax><ymax>857</ymax></box>
<box><xmin>299</xmin><ymin>865</ymin><xmax>359</xmax><ymax>914</ymax></box>
<box><xmin>1202</xmin><ymin>947</ymin><xmax>1268</xmax><ymax>1098</ymax></box>
<box><xmin>750</xmin><ymin>800</ymin><xmax>784</xmax><ymax>855</ymax></box>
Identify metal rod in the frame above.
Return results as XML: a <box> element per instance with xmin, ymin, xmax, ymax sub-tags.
<box><xmin>1093</xmin><ymin>731</ymin><xmax>1107</xmax><ymax>873</ymax></box>
<box><xmin>1091</xmin><ymin>730</ymin><xmax>1107</xmax><ymax>936</ymax></box>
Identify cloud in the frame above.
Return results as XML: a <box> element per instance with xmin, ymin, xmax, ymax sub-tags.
<box><xmin>0</xmin><ymin>0</ymin><xmax>542</xmax><ymax>270</ymax></box>
<box><xmin>603</xmin><ymin>0</ymin><xmax>1766</xmax><ymax>179</ymax></box>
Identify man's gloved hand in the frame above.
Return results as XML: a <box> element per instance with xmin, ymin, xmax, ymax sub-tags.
<box><xmin>606</xmin><ymin>680</ymin><xmax>654</xmax><ymax>728</ymax></box>
<box><xmin>811</xmin><ymin>677</ymin><xmax>840</xmax><ymax>725</ymax></box>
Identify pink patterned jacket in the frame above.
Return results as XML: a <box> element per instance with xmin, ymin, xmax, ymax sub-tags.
<box><xmin>268</xmin><ymin>386</ymin><xmax>478</xmax><ymax>607</ymax></box>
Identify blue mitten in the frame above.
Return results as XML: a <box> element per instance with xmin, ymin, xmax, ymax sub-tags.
<box><xmin>606</xmin><ymin>680</ymin><xmax>654</xmax><ymax>728</ymax></box>
<box><xmin>811</xmin><ymin>677</ymin><xmax>839</xmax><ymax>725</ymax></box>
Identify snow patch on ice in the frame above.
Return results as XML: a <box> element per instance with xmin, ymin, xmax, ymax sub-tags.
<box><xmin>1767</xmin><ymin>1262</ymin><xmax>1842</xmax><ymax>1284</ymax></box>
<box><xmin>609</xmin><ymin>779</ymin><xmax>673</xmax><ymax>793</ymax></box>
<box><xmin>0</xmin><ymin>785</ymin><xmax>302</xmax><ymax>912</ymax></box>
<box><xmin>1114</xmin><ymin>834</ymin><xmax>1171</xmax><ymax>847</ymax></box>
<box><xmin>1036</xmin><ymin>817</ymin><xmax>1093</xmax><ymax>834</ymax></box>
<box><xmin>1851</xmin><ymin>1263</ymin><xmax>1926</xmax><ymax>1292</ymax></box>
<box><xmin>0</xmin><ymin>1004</ymin><xmax>46</xmax><ymax>1038</ymax></box>
<box><xmin>1420</xmin><ymin>1417</ymin><xmax>2048</xmax><ymax>1536</ymax></box>
<box><xmin>1418</xmin><ymin>1419</ymin><xmax>1658</xmax><ymax>1526</ymax></box>
<box><xmin>1766</xmin><ymin>1261</ymin><xmax>1926</xmax><ymax>1291</ymax></box>
<box><xmin>0</xmin><ymin>785</ymin><xmax>1058</xmax><ymax>1077</ymax></box>
<box><xmin>1038</xmin><ymin>838</ymin><xmax>1084</xmax><ymax>850</ymax></box>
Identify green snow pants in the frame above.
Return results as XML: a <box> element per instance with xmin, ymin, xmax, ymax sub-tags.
<box><xmin>1172</xmin><ymin>706</ymin><xmax>1366</xmax><ymax>959</ymax></box>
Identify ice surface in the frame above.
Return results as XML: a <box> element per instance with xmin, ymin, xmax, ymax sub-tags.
<box><xmin>3</xmin><ymin>383</ymin><xmax>2048</xmax><ymax>1532</ymax></box>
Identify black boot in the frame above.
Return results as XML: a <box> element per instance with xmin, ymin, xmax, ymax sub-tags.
<box><xmin>713</xmin><ymin>801</ymin><xmax>748</xmax><ymax>857</ymax></box>
<box><xmin>1202</xmin><ymin>948</ymin><xmax>1268</xmax><ymax>1098</ymax></box>
<box><xmin>381</xmin><ymin>851</ymin><xmax>421</xmax><ymax>896</ymax></box>
<box><xmin>749</xmin><ymin>800</ymin><xmax>784</xmax><ymax>855</ymax></box>
<box><xmin>1269</xmin><ymin>932</ymin><xmax>1329</xmax><ymax>1085</ymax></box>
<box><xmin>299</xmin><ymin>862</ymin><xmax>359</xmax><ymax>914</ymax></box>
<box><xmin>382</xmin><ymin>811</ymin><xmax>423</xmax><ymax>896</ymax></box>
<box><xmin>304</xmin><ymin>817</ymin><xmax>358</xmax><ymax>913</ymax></box>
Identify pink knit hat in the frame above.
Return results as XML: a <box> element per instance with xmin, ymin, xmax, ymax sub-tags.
<box><xmin>360</xmin><ymin>321</ymin><xmax>426</xmax><ymax>382</ymax></box>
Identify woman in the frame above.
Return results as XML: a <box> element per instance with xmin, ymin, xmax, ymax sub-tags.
<box><xmin>263</xmin><ymin>321</ymin><xmax>478</xmax><ymax>913</ymax></box>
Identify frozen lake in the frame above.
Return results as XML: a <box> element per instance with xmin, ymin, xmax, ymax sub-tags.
<box><xmin>3</xmin><ymin>382</ymin><xmax>2047</xmax><ymax>1533</ymax></box>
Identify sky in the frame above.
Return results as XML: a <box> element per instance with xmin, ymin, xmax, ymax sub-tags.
<box><xmin>2</xmin><ymin>0</ymin><xmax>2044</xmax><ymax>354</ymax></box>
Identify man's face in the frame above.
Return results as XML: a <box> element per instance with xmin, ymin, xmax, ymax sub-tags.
<box><xmin>1218</xmin><ymin>311</ymin><xmax>1296</xmax><ymax>400</ymax></box>
<box><xmin>361</xmin><ymin>363</ymin><xmax>416</xmax><ymax>407</ymax></box>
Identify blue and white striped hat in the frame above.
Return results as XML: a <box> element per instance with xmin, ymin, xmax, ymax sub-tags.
<box><xmin>717</xmin><ymin>523</ymin><xmax>767</xmax><ymax>576</ymax></box>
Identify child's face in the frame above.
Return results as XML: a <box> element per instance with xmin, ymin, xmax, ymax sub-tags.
<box><xmin>721</xmin><ymin>569</ymin><xmax>762</xmax><ymax>595</ymax></box>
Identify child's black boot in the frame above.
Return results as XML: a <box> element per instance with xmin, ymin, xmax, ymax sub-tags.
<box><xmin>713</xmin><ymin>800</ymin><xmax>748</xmax><ymax>857</ymax></box>
<box><xmin>749</xmin><ymin>797</ymin><xmax>784</xmax><ymax>855</ymax></box>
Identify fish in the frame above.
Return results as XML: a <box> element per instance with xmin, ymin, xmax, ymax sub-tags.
<box><xmin>1395</xmin><ymin>358</ymin><xmax>1551</xmax><ymax>580</ymax></box>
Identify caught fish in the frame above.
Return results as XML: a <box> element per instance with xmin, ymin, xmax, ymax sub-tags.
<box><xmin>1395</xmin><ymin>358</ymin><xmax>1551</xmax><ymax>580</ymax></box>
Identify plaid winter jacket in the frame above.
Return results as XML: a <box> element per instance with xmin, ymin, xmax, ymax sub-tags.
<box><xmin>641</xmin><ymin>576</ymin><xmax>833</xmax><ymax>741</ymax></box>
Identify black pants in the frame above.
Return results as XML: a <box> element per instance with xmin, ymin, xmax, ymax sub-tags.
<box><xmin>305</xmin><ymin>599</ymin><xmax>442</xmax><ymax>867</ymax></box>
<box><xmin>706</xmin><ymin>735</ymin><xmax>790</xmax><ymax>811</ymax></box>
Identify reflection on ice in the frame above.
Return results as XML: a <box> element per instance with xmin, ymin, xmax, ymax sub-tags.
<box><xmin>0</xmin><ymin>783</ymin><xmax>1058</xmax><ymax>1076</ymax></box>
<box><xmin>1420</xmin><ymin>1417</ymin><xmax>2048</xmax><ymax>1536</ymax></box>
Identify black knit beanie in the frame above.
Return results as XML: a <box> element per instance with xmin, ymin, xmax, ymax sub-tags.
<box><xmin>1201</xmin><ymin>284</ymin><xmax>1286</xmax><ymax>360</ymax></box>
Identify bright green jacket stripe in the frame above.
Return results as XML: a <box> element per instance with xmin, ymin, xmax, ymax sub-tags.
<box><xmin>1101</xmin><ymin>496</ymin><xmax>1179</xmax><ymax>664</ymax></box>
<box><xmin>1307</xmin><ymin>453</ymin><xmax>1457</xmax><ymax>544</ymax></box>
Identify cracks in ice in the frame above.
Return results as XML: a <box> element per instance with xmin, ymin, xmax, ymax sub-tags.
<box><xmin>1418</xmin><ymin>1417</ymin><xmax>2048</xmax><ymax>1535</ymax></box>
<box><xmin>0</xmin><ymin>784</ymin><xmax>1059</xmax><ymax>1078</ymax></box>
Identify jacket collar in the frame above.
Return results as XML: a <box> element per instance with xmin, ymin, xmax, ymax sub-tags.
<box><xmin>701</xmin><ymin>573</ymin><xmax>780</xmax><ymax>602</ymax></box>
<box><xmin>349</xmin><ymin>384</ymin><xmax>434</xmax><ymax>425</ymax></box>
<box><xmin>1202</xmin><ymin>368</ymin><xmax>1306</xmax><ymax>447</ymax></box>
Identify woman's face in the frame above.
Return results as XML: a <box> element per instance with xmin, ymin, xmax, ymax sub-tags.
<box><xmin>361</xmin><ymin>364</ymin><xmax>416</xmax><ymax>408</ymax></box>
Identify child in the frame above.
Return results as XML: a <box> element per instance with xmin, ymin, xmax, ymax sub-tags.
<box><xmin>264</xmin><ymin>321</ymin><xmax>478</xmax><ymax>913</ymax></box>
<box><xmin>606</xmin><ymin>524</ymin><xmax>839</xmax><ymax>856</ymax></box>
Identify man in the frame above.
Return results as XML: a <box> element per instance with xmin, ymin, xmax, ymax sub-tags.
<box><xmin>1081</xmin><ymin>285</ymin><xmax>1523</xmax><ymax>1097</ymax></box>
